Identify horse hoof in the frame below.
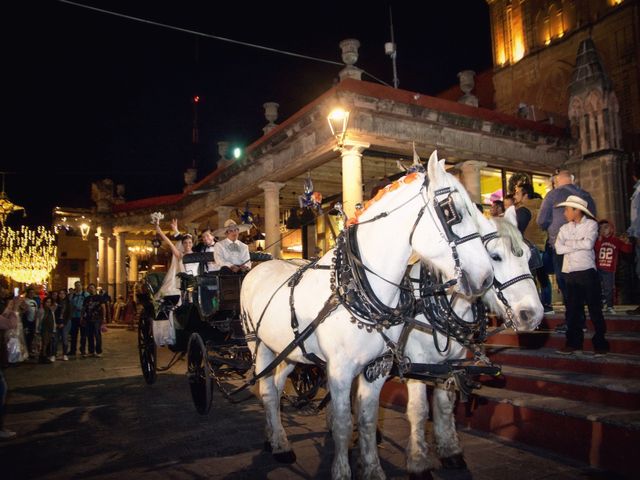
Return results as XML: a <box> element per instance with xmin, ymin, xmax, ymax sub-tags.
<box><xmin>408</xmin><ymin>471</ymin><xmax>434</xmax><ymax>480</ymax></box>
<box><xmin>273</xmin><ymin>450</ymin><xmax>296</xmax><ymax>464</ymax></box>
<box><xmin>440</xmin><ymin>453</ymin><xmax>467</xmax><ymax>470</ymax></box>
<box><xmin>263</xmin><ymin>441</ymin><xmax>272</xmax><ymax>453</ymax></box>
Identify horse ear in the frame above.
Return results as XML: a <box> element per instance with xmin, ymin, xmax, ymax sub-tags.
<box><xmin>412</xmin><ymin>142</ymin><xmax>421</xmax><ymax>166</ymax></box>
<box><xmin>504</xmin><ymin>206</ymin><xmax>518</xmax><ymax>227</ymax></box>
<box><xmin>427</xmin><ymin>150</ymin><xmax>441</xmax><ymax>182</ymax></box>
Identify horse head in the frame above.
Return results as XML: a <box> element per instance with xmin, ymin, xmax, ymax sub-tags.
<box><xmin>479</xmin><ymin>211</ymin><xmax>543</xmax><ymax>331</ymax></box>
<box><xmin>411</xmin><ymin>151</ymin><xmax>493</xmax><ymax>297</ymax></box>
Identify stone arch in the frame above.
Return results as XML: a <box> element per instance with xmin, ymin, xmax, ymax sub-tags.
<box><xmin>548</xmin><ymin>2</ymin><xmax>563</xmax><ymax>38</ymax></box>
<box><xmin>585</xmin><ymin>89</ymin><xmax>603</xmax><ymax>113</ymax></box>
<box><xmin>535</xmin><ymin>9</ymin><xmax>549</xmax><ymax>46</ymax></box>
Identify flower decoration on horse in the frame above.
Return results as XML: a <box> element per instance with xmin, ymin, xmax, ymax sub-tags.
<box><xmin>298</xmin><ymin>172</ymin><xmax>323</xmax><ymax>213</ymax></box>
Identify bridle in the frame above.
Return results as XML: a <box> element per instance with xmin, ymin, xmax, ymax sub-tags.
<box><xmin>481</xmin><ymin>231</ymin><xmax>534</xmax><ymax>331</ymax></box>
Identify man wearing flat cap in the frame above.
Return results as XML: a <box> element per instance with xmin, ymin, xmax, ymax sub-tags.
<box><xmin>213</xmin><ymin>219</ymin><xmax>252</xmax><ymax>273</ymax></box>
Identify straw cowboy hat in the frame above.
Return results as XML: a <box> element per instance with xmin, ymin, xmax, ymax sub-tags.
<box><xmin>213</xmin><ymin>219</ymin><xmax>252</xmax><ymax>238</ymax></box>
<box><xmin>556</xmin><ymin>195</ymin><xmax>595</xmax><ymax>218</ymax></box>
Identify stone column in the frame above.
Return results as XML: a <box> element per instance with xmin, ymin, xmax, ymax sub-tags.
<box><xmin>87</xmin><ymin>233</ymin><xmax>98</xmax><ymax>285</ymax></box>
<box><xmin>459</xmin><ymin>160</ymin><xmax>487</xmax><ymax>204</ymax></box>
<box><xmin>215</xmin><ymin>205</ymin><xmax>235</xmax><ymax>229</ymax></box>
<box><xmin>128</xmin><ymin>253</ymin><xmax>139</xmax><ymax>282</ymax></box>
<box><xmin>259</xmin><ymin>181</ymin><xmax>286</xmax><ymax>258</ymax></box>
<box><xmin>340</xmin><ymin>140</ymin><xmax>370</xmax><ymax>219</ymax></box>
<box><xmin>97</xmin><ymin>227</ymin><xmax>108</xmax><ymax>292</ymax></box>
<box><xmin>115</xmin><ymin>232</ymin><xmax>126</xmax><ymax>299</ymax></box>
<box><xmin>103</xmin><ymin>225</ymin><xmax>115</xmax><ymax>298</ymax></box>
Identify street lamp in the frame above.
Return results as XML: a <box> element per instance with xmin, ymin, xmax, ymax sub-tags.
<box><xmin>327</xmin><ymin>107</ymin><xmax>350</xmax><ymax>147</ymax></box>
<box><xmin>79</xmin><ymin>222</ymin><xmax>91</xmax><ymax>241</ymax></box>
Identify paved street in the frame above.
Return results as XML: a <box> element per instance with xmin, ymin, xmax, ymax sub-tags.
<box><xmin>1</xmin><ymin>328</ymin><xmax>619</xmax><ymax>479</ymax></box>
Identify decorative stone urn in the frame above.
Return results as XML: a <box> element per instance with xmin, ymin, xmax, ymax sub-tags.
<box><xmin>217</xmin><ymin>141</ymin><xmax>230</xmax><ymax>161</ymax></box>
<box><xmin>263</xmin><ymin>102</ymin><xmax>279</xmax><ymax>134</ymax></box>
<box><xmin>339</xmin><ymin>39</ymin><xmax>360</xmax><ymax>65</ymax></box>
<box><xmin>458</xmin><ymin>70</ymin><xmax>476</xmax><ymax>94</ymax></box>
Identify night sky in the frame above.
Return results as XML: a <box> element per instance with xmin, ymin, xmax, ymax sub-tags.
<box><xmin>4</xmin><ymin>0</ymin><xmax>492</xmax><ymax>228</ymax></box>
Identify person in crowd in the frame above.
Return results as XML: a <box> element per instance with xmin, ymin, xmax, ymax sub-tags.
<box><xmin>54</xmin><ymin>289</ymin><xmax>71</xmax><ymax>360</ymax></box>
<box><xmin>22</xmin><ymin>287</ymin><xmax>38</xmax><ymax>358</ymax></box>
<box><xmin>503</xmin><ymin>193</ymin><xmax>515</xmax><ymax>210</ymax></box>
<box><xmin>112</xmin><ymin>295</ymin><xmax>126</xmax><ymax>323</ymax></box>
<box><xmin>514</xmin><ymin>183</ymin><xmax>553</xmax><ymax>314</ymax></box>
<box><xmin>213</xmin><ymin>219</ymin><xmax>252</xmax><ymax>273</ymax></box>
<box><xmin>537</xmin><ymin>170</ymin><xmax>596</xmax><ymax>308</ymax></box>
<box><xmin>489</xmin><ymin>200</ymin><xmax>505</xmax><ymax>217</ymax></box>
<box><xmin>0</xmin><ymin>298</ymin><xmax>27</xmax><ymax>440</ymax></box>
<box><xmin>98</xmin><ymin>288</ymin><xmax>112</xmax><ymax>325</ymax></box>
<box><xmin>38</xmin><ymin>296</ymin><xmax>57</xmax><ymax>363</ymax></box>
<box><xmin>596</xmin><ymin>220</ymin><xmax>632</xmax><ymax>314</ymax></box>
<box><xmin>68</xmin><ymin>281</ymin><xmax>89</xmax><ymax>358</ymax></box>
<box><xmin>81</xmin><ymin>284</ymin><xmax>106</xmax><ymax>358</ymax></box>
<box><xmin>555</xmin><ymin>196</ymin><xmax>608</xmax><ymax>356</ymax></box>
<box><xmin>626</xmin><ymin>166</ymin><xmax>640</xmax><ymax>314</ymax></box>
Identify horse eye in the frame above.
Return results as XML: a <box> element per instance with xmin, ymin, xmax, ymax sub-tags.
<box><xmin>490</xmin><ymin>253</ymin><xmax>502</xmax><ymax>262</ymax></box>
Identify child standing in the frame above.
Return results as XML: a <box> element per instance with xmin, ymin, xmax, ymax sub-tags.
<box><xmin>554</xmin><ymin>196</ymin><xmax>609</xmax><ymax>356</ymax></box>
<box><xmin>595</xmin><ymin>220</ymin><xmax>632</xmax><ymax>314</ymax></box>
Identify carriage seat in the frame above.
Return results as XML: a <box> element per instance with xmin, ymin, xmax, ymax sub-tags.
<box><xmin>183</xmin><ymin>251</ymin><xmax>216</xmax><ymax>276</ymax></box>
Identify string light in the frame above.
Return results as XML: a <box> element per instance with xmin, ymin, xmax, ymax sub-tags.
<box><xmin>0</xmin><ymin>226</ymin><xmax>58</xmax><ymax>284</ymax></box>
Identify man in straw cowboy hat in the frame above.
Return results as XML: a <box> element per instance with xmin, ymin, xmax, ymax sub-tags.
<box><xmin>213</xmin><ymin>219</ymin><xmax>252</xmax><ymax>273</ymax></box>
<box><xmin>554</xmin><ymin>195</ymin><xmax>609</xmax><ymax>356</ymax></box>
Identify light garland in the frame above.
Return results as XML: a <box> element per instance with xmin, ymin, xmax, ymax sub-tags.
<box><xmin>0</xmin><ymin>226</ymin><xmax>58</xmax><ymax>284</ymax></box>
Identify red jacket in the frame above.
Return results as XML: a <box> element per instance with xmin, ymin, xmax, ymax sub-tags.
<box><xmin>595</xmin><ymin>224</ymin><xmax>632</xmax><ymax>272</ymax></box>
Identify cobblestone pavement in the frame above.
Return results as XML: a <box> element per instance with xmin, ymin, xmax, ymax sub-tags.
<box><xmin>1</xmin><ymin>328</ymin><xmax>619</xmax><ymax>479</ymax></box>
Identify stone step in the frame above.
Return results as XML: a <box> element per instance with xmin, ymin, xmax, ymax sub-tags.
<box><xmin>488</xmin><ymin>313</ymin><xmax>640</xmax><ymax>332</ymax></box>
<box><xmin>484</xmin><ymin>329</ymin><xmax>640</xmax><ymax>355</ymax></box>
<box><xmin>482</xmin><ymin>364</ymin><xmax>640</xmax><ymax>410</ymax></box>
<box><xmin>379</xmin><ymin>379</ymin><xmax>639</xmax><ymax>478</ymax></box>
<box><xmin>485</xmin><ymin>346</ymin><xmax>640</xmax><ymax>378</ymax></box>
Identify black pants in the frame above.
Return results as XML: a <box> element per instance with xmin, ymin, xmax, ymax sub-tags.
<box><xmin>565</xmin><ymin>268</ymin><xmax>609</xmax><ymax>351</ymax></box>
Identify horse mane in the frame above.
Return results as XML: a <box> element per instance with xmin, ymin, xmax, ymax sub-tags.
<box><xmin>347</xmin><ymin>171</ymin><xmax>423</xmax><ymax>226</ymax></box>
<box><xmin>491</xmin><ymin>217</ymin><xmax>525</xmax><ymax>256</ymax></box>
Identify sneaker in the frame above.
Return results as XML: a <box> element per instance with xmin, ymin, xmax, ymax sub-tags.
<box><xmin>0</xmin><ymin>429</ymin><xmax>17</xmax><ymax>440</ymax></box>
<box><xmin>604</xmin><ymin>307</ymin><xmax>616</xmax><ymax>315</ymax></box>
<box><xmin>49</xmin><ymin>356</ymin><xmax>56</xmax><ymax>363</ymax></box>
<box><xmin>593</xmin><ymin>349</ymin><xmax>608</xmax><ymax>357</ymax></box>
<box><xmin>95</xmin><ymin>353</ymin><xmax>103</xmax><ymax>358</ymax></box>
<box><xmin>543</xmin><ymin>305</ymin><xmax>555</xmax><ymax>315</ymax></box>
<box><xmin>63</xmin><ymin>355</ymin><xmax>69</xmax><ymax>361</ymax></box>
<box><xmin>555</xmin><ymin>323</ymin><xmax>567</xmax><ymax>333</ymax></box>
<box><xmin>81</xmin><ymin>353</ymin><xmax>87</xmax><ymax>358</ymax></box>
<box><xmin>556</xmin><ymin>346</ymin><xmax>580</xmax><ymax>355</ymax></box>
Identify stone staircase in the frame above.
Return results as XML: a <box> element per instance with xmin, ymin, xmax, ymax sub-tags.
<box><xmin>380</xmin><ymin>309</ymin><xmax>640</xmax><ymax>478</ymax></box>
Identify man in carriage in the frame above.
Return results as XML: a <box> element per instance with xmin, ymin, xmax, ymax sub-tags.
<box><xmin>213</xmin><ymin>219</ymin><xmax>252</xmax><ymax>273</ymax></box>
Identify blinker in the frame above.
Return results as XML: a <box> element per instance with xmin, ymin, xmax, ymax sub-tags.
<box><xmin>437</xmin><ymin>195</ymin><xmax>462</xmax><ymax>226</ymax></box>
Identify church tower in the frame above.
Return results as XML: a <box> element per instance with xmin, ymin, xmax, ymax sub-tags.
<box><xmin>567</xmin><ymin>38</ymin><xmax>625</xmax><ymax>228</ymax></box>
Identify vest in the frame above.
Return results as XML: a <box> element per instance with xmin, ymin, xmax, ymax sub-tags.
<box><xmin>521</xmin><ymin>197</ymin><xmax>547</xmax><ymax>250</ymax></box>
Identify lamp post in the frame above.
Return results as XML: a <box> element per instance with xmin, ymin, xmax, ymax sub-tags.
<box><xmin>327</xmin><ymin>107</ymin><xmax>370</xmax><ymax>219</ymax></box>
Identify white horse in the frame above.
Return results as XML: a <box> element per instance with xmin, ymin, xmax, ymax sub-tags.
<box><xmin>402</xmin><ymin>208</ymin><xmax>543</xmax><ymax>477</ymax></box>
<box><xmin>240</xmin><ymin>151</ymin><xmax>494</xmax><ymax>479</ymax></box>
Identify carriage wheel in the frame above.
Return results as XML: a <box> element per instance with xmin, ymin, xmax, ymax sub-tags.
<box><xmin>289</xmin><ymin>365</ymin><xmax>325</xmax><ymax>403</ymax></box>
<box><xmin>137</xmin><ymin>305</ymin><xmax>157</xmax><ymax>385</ymax></box>
<box><xmin>187</xmin><ymin>333</ymin><xmax>213</xmax><ymax>415</ymax></box>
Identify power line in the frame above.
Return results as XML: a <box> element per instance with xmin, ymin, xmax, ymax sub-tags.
<box><xmin>57</xmin><ymin>0</ymin><xmax>391</xmax><ymax>86</ymax></box>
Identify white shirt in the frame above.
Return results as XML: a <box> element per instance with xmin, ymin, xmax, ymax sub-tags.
<box><xmin>201</xmin><ymin>243</ymin><xmax>221</xmax><ymax>272</ymax></box>
<box><xmin>554</xmin><ymin>216</ymin><xmax>598</xmax><ymax>273</ymax></box>
<box><xmin>213</xmin><ymin>238</ymin><xmax>251</xmax><ymax>269</ymax></box>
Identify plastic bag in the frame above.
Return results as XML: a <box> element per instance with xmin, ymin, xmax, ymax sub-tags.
<box><xmin>152</xmin><ymin>311</ymin><xmax>176</xmax><ymax>346</ymax></box>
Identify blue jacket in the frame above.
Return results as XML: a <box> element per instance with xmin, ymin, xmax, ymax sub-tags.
<box><xmin>536</xmin><ymin>184</ymin><xmax>597</xmax><ymax>246</ymax></box>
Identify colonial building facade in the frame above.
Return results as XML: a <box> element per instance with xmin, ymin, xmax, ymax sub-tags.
<box><xmin>52</xmin><ymin>0</ymin><xmax>639</xmax><ymax>302</ymax></box>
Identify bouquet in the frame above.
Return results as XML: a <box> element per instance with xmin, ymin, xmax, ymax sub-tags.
<box><xmin>150</xmin><ymin>212</ymin><xmax>165</xmax><ymax>225</ymax></box>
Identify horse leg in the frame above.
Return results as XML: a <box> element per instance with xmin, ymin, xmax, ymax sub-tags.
<box><xmin>354</xmin><ymin>374</ymin><xmax>386</xmax><ymax>480</ymax></box>
<box><xmin>432</xmin><ymin>385</ymin><xmax>466</xmax><ymax>469</ymax></box>
<box><xmin>327</xmin><ymin>365</ymin><xmax>356</xmax><ymax>480</ymax></box>
<box><xmin>256</xmin><ymin>343</ymin><xmax>296</xmax><ymax>463</ymax></box>
<box><xmin>405</xmin><ymin>380</ymin><xmax>436</xmax><ymax>478</ymax></box>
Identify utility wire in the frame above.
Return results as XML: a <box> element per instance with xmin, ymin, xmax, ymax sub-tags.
<box><xmin>57</xmin><ymin>0</ymin><xmax>391</xmax><ymax>86</ymax></box>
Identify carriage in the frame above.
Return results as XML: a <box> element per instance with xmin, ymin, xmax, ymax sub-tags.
<box><xmin>136</xmin><ymin>250</ymin><xmax>324</xmax><ymax>414</ymax></box>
